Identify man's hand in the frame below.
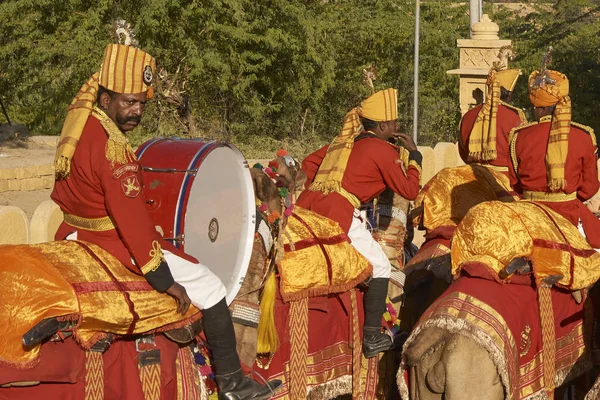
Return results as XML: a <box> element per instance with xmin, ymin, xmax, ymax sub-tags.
<box><xmin>394</xmin><ymin>133</ymin><xmax>418</xmax><ymax>152</ymax></box>
<box><xmin>166</xmin><ymin>282</ymin><xmax>191</xmax><ymax>315</ymax></box>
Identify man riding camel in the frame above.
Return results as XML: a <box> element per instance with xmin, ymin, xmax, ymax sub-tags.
<box><xmin>50</xmin><ymin>41</ymin><xmax>280</xmax><ymax>400</ymax></box>
<box><xmin>459</xmin><ymin>49</ymin><xmax>527</xmax><ymax>171</ymax></box>
<box><xmin>297</xmin><ymin>88</ymin><xmax>422</xmax><ymax>358</ymax></box>
<box><xmin>508</xmin><ymin>62</ymin><xmax>600</xmax><ymax>248</ymax></box>
<box><xmin>409</xmin><ymin>54</ymin><xmax>525</xmax><ymax>253</ymax></box>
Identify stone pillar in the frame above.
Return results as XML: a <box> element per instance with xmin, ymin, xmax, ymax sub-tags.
<box><xmin>447</xmin><ymin>15</ymin><xmax>512</xmax><ymax>115</ymax></box>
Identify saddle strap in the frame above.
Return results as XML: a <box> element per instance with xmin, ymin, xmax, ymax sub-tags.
<box><xmin>84</xmin><ymin>351</ymin><xmax>104</xmax><ymax>400</ymax></box>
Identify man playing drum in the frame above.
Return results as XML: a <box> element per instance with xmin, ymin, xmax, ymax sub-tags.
<box><xmin>51</xmin><ymin>42</ymin><xmax>280</xmax><ymax>400</ymax></box>
<box><xmin>508</xmin><ymin>67</ymin><xmax>600</xmax><ymax>248</ymax></box>
<box><xmin>297</xmin><ymin>88</ymin><xmax>422</xmax><ymax>358</ymax></box>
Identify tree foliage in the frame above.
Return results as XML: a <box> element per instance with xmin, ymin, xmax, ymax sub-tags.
<box><xmin>1</xmin><ymin>1</ymin><xmax>600</xmax><ymax>157</ymax></box>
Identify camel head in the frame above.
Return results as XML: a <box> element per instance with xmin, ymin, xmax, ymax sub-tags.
<box><xmin>250</xmin><ymin>150</ymin><xmax>306</xmax><ymax>221</ymax></box>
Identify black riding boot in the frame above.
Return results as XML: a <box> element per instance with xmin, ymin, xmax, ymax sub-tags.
<box><xmin>362</xmin><ymin>277</ymin><xmax>393</xmax><ymax>358</ymax></box>
<box><xmin>203</xmin><ymin>298</ymin><xmax>282</xmax><ymax>400</ymax></box>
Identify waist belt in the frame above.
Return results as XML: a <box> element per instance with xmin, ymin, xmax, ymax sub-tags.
<box><xmin>337</xmin><ymin>187</ymin><xmax>361</xmax><ymax>209</ymax></box>
<box><xmin>475</xmin><ymin>163</ymin><xmax>509</xmax><ymax>172</ymax></box>
<box><xmin>64</xmin><ymin>213</ymin><xmax>116</xmax><ymax>231</ymax></box>
<box><xmin>522</xmin><ymin>190</ymin><xmax>577</xmax><ymax>203</ymax></box>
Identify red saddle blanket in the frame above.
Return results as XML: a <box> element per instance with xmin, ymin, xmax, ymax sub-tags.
<box><xmin>398</xmin><ymin>268</ymin><xmax>598</xmax><ymax>400</ymax></box>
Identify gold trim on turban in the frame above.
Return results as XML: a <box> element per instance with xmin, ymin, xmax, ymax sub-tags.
<box><xmin>529</xmin><ymin>70</ymin><xmax>571</xmax><ymax>191</ymax></box>
<box><xmin>54</xmin><ymin>44</ymin><xmax>155</xmax><ymax>180</ymax></box>
<box><xmin>309</xmin><ymin>88</ymin><xmax>398</xmax><ymax>195</ymax></box>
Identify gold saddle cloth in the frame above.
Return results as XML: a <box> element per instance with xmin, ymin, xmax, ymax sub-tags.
<box><xmin>279</xmin><ymin>207</ymin><xmax>372</xmax><ymax>302</ymax></box>
<box><xmin>452</xmin><ymin>201</ymin><xmax>600</xmax><ymax>290</ymax></box>
<box><xmin>414</xmin><ymin>164</ymin><xmax>518</xmax><ymax>232</ymax></box>
<box><xmin>0</xmin><ymin>240</ymin><xmax>199</xmax><ymax>367</ymax></box>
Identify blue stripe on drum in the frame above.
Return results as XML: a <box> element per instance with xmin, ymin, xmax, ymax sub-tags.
<box><xmin>173</xmin><ymin>140</ymin><xmax>218</xmax><ymax>249</ymax></box>
<box><xmin>135</xmin><ymin>137</ymin><xmax>165</xmax><ymax>159</ymax></box>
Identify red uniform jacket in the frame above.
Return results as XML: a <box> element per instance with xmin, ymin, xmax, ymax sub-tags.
<box><xmin>509</xmin><ymin>119</ymin><xmax>600</xmax><ymax>246</ymax></box>
<box><xmin>297</xmin><ymin>135</ymin><xmax>421</xmax><ymax>233</ymax></box>
<box><xmin>459</xmin><ymin>103</ymin><xmax>524</xmax><ymax>168</ymax></box>
<box><xmin>51</xmin><ymin>115</ymin><xmax>195</xmax><ymax>284</ymax></box>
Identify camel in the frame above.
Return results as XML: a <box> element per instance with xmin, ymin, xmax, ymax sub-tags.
<box><xmin>398</xmin><ymin>200</ymin><xmax>600</xmax><ymax>400</ymax></box>
<box><xmin>0</xmin><ymin>149</ymin><xmax>413</xmax><ymax>400</ymax></box>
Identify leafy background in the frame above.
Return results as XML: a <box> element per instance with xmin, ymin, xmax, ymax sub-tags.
<box><xmin>1</xmin><ymin>0</ymin><xmax>599</xmax><ymax>158</ymax></box>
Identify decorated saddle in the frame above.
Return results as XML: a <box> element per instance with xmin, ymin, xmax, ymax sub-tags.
<box><xmin>405</xmin><ymin>164</ymin><xmax>519</xmax><ymax>279</ymax></box>
<box><xmin>0</xmin><ymin>240</ymin><xmax>199</xmax><ymax>368</ymax></box>
<box><xmin>452</xmin><ymin>201</ymin><xmax>600</xmax><ymax>289</ymax></box>
<box><xmin>278</xmin><ymin>206</ymin><xmax>372</xmax><ymax>302</ymax></box>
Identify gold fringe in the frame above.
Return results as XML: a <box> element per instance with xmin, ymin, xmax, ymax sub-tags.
<box><xmin>308</xmin><ymin>180</ymin><xmax>342</xmax><ymax>196</ymax></box>
<box><xmin>548</xmin><ymin>177</ymin><xmax>568</xmax><ymax>192</ymax></box>
<box><xmin>256</xmin><ymin>271</ymin><xmax>279</xmax><ymax>355</ymax></box>
<box><xmin>92</xmin><ymin>107</ymin><xmax>137</xmax><ymax>168</ymax></box>
<box><xmin>306</xmin><ymin>375</ymin><xmax>352</xmax><ymax>399</ymax></box>
<box><xmin>54</xmin><ymin>156</ymin><xmax>71</xmax><ymax>180</ymax></box>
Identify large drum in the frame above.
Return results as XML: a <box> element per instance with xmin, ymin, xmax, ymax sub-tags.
<box><xmin>136</xmin><ymin>138</ymin><xmax>256</xmax><ymax>303</ymax></box>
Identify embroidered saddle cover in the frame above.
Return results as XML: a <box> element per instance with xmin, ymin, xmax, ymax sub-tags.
<box><xmin>0</xmin><ymin>240</ymin><xmax>199</xmax><ymax>367</ymax></box>
<box><xmin>452</xmin><ymin>201</ymin><xmax>600</xmax><ymax>290</ymax></box>
<box><xmin>278</xmin><ymin>207</ymin><xmax>372</xmax><ymax>302</ymax></box>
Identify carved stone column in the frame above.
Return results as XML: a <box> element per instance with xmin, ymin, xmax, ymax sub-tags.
<box><xmin>447</xmin><ymin>15</ymin><xmax>512</xmax><ymax>115</ymax></box>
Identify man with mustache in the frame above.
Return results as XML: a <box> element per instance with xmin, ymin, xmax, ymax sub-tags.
<box><xmin>50</xmin><ymin>42</ymin><xmax>280</xmax><ymax>399</ymax></box>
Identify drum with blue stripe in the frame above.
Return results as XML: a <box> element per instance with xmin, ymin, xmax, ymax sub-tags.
<box><xmin>136</xmin><ymin>138</ymin><xmax>255</xmax><ymax>304</ymax></box>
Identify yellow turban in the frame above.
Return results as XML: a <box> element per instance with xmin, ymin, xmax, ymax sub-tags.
<box><xmin>467</xmin><ymin>69</ymin><xmax>522</xmax><ymax>162</ymax></box>
<box><xmin>529</xmin><ymin>70</ymin><xmax>569</xmax><ymax>107</ymax></box>
<box><xmin>358</xmin><ymin>88</ymin><xmax>398</xmax><ymax>122</ymax></box>
<box><xmin>496</xmin><ymin>69</ymin><xmax>521</xmax><ymax>92</ymax></box>
<box><xmin>309</xmin><ymin>88</ymin><xmax>398</xmax><ymax>196</ymax></box>
<box><xmin>528</xmin><ymin>70</ymin><xmax>571</xmax><ymax>191</ymax></box>
<box><xmin>55</xmin><ymin>44</ymin><xmax>156</xmax><ymax>180</ymax></box>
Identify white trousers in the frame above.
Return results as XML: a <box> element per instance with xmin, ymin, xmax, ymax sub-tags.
<box><xmin>578</xmin><ymin>221</ymin><xmax>600</xmax><ymax>254</ymax></box>
<box><xmin>347</xmin><ymin>213</ymin><xmax>392</xmax><ymax>279</ymax></box>
<box><xmin>66</xmin><ymin>233</ymin><xmax>226</xmax><ymax>309</ymax></box>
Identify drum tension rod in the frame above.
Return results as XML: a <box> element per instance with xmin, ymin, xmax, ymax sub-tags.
<box><xmin>163</xmin><ymin>233</ymin><xmax>185</xmax><ymax>245</ymax></box>
<box><xmin>141</xmin><ymin>166</ymin><xmax>198</xmax><ymax>176</ymax></box>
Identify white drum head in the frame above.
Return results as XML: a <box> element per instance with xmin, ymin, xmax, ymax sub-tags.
<box><xmin>184</xmin><ymin>145</ymin><xmax>255</xmax><ymax>304</ymax></box>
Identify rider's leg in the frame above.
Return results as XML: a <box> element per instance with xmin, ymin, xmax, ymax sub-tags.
<box><xmin>164</xmin><ymin>251</ymin><xmax>282</xmax><ymax>400</ymax></box>
<box><xmin>347</xmin><ymin>213</ymin><xmax>403</xmax><ymax>358</ymax></box>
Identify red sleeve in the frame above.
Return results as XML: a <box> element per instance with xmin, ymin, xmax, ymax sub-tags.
<box><xmin>301</xmin><ymin>144</ymin><xmax>329</xmax><ymax>188</ymax></box>
<box><xmin>97</xmin><ymin>157</ymin><xmax>165</xmax><ymax>275</ymax></box>
<box><xmin>576</xmin><ymin>131</ymin><xmax>600</xmax><ymax>201</ymax></box>
<box><xmin>376</xmin><ymin>145</ymin><xmax>421</xmax><ymax>201</ymax></box>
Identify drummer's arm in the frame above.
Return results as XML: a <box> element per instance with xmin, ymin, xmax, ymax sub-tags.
<box><xmin>99</xmin><ymin>161</ymin><xmax>175</xmax><ymax>292</ymax></box>
<box><xmin>301</xmin><ymin>145</ymin><xmax>329</xmax><ymax>188</ymax></box>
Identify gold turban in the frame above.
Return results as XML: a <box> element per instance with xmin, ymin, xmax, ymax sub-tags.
<box><xmin>528</xmin><ymin>70</ymin><xmax>571</xmax><ymax>191</ymax></box>
<box><xmin>496</xmin><ymin>69</ymin><xmax>521</xmax><ymax>92</ymax></box>
<box><xmin>467</xmin><ymin>69</ymin><xmax>522</xmax><ymax>162</ymax></box>
<box><xmin>54</xmin><ymin>44</ymin><xmax>156</xmax><ymax>180</ymax></box>
<box><xmin>309</xmin><ymin>88</ymin><xmax>398</xmax><ymax>195</ymax></box>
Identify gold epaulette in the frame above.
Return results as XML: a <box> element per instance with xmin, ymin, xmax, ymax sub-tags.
<box><xmin>571</xmin><ymin>121</ymin><xmax>597</xmax><ymax>146</ymax></box>
<box><xmin>92</xmin><ymin>107</ymin><xmax>138</xmax><ymax>169</ymax></box>
<box><xmin>500</xmin><ymin>101</ymin><xmax>528</xmax><ymax>125</ymax></box>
